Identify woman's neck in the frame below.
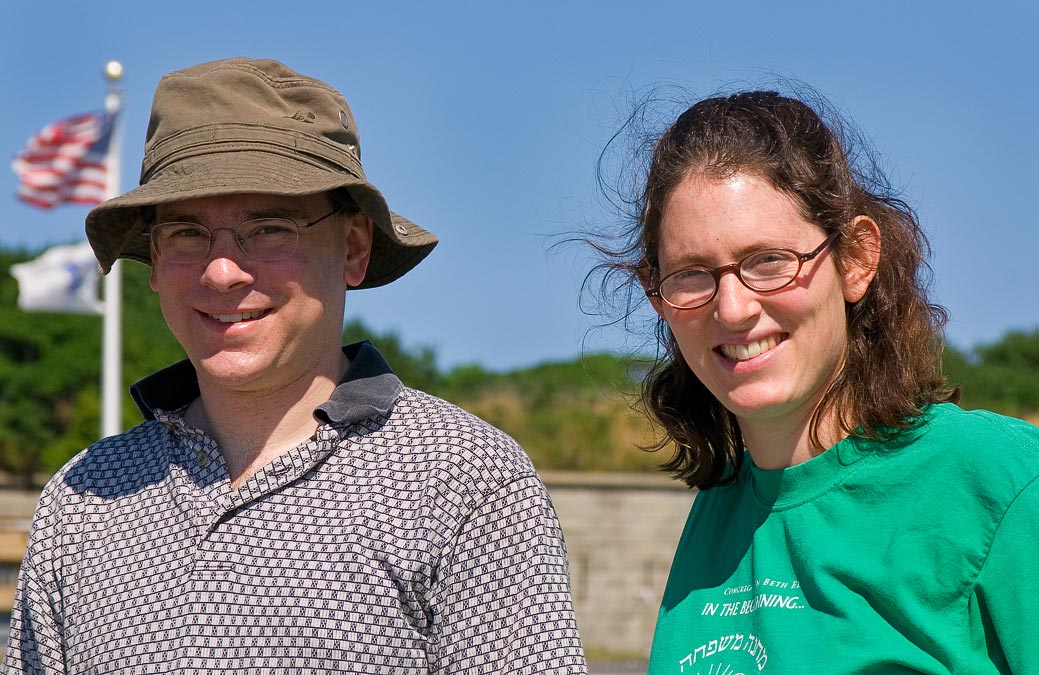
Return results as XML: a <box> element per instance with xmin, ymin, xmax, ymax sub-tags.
<box><xmin>739</xmin><ymin>405</ymin><xmax>844</xmax><ymax>470</ymax></box>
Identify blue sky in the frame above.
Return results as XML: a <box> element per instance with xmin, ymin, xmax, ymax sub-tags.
<box><xmin>2</xmin><ymin>1</ymin><xmax>1035</xmax><ymax>371</ymax></box>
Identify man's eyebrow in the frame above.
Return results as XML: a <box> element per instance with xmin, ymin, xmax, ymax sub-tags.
<box><xmin>247</xmin><ymin>206</ymin><xmax>310</xmax><ymax>220</ymax></box>
<box><xmin>154</xmin><ymin>209</ymin><xmax>200</xmax><ymax>223</ymax></box>
<box><xmin>155</xmin><ymin>206</ymin><xmax>309</xmax><ymax>222</ymax></box>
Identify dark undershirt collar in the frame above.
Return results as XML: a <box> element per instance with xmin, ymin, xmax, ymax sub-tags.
<box><xmin>131</xmin><ymin>340</ymin><xmax>402</xmax><ymax>427</ymax></box>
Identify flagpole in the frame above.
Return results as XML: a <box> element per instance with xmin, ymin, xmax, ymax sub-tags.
<box><xmin>101</xmin><ymin>61</ymin><xmax>124</xmax><ymax>439</ymax></box>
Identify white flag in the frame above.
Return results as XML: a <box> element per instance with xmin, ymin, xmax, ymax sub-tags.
<box><xmin>10</xmin><ymin>241</ymin><xmax>104</xmax><ymax>315</ymax></box>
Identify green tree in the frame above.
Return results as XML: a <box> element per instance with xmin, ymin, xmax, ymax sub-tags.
<box><xmin>342</xmin><ymin>319</ymin><xmax>441</xmax><ymax>391</ymax></box>
<box><xmin>5</xmin><ymin>241</ymin><xmax>1036</xmax><ymax>485</ymax></box>
<box><xmin>0</xmin><ymin>249</ymin><xmax>102</xmax><ymax>485</ymax></box>
<box><xmin>0</xmin><ymin>252</ymin><xmax>184</xmax><ymax>485</ymax></box>
<box><xmin>943</xmin><ymin>330</ymin><xmax>1039</xmax><ymax>415</ymax></box>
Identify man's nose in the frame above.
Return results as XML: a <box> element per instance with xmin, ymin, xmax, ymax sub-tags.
<box><xmin>200</xmin><ymin>229</ymin><xmax>254</xmax><ymax>291</ymax></box>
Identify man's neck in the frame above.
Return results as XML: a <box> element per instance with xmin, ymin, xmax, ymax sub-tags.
<box><xmin>188</xmin><ymin>351</ymin><xmax>350</xmax><ymax>488</ymax></box>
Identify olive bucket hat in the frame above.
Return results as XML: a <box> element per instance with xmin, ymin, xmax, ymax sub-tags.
<box><xmin>85</xmin><ymin>57</ymin><xmax>437</xmax><ymax>289</ymax></box>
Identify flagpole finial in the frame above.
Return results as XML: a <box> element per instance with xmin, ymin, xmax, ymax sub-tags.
<box><xmin>104</xmin><ymin>61</ymin><xmax>124</xmax><ymax>82</ymax></box>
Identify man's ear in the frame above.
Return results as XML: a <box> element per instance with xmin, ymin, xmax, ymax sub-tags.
<box><xmin>343</xmin><ymin>213</ymin><xmax>374</xmax><ymax>288</ymax></box>
<box><xmin>841</xmin><ymin>215</ymin><xmax>881</xmax><ymax>303</ymax></box>
<box><xmin>149</xmin><ymin>245</ymin><xmax>160</xmax><ymax>292</ymax></box>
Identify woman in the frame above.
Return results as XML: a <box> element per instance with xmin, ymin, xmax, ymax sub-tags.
<box><xmin>592</xmin><ymin>91</ymin><xmax>1039</xmax><ymax>673</ymax></box>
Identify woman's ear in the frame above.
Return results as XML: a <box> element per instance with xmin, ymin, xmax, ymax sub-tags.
<box><xmin>841</xmin><ymin>215</ymin><xmax>881</xmax><ymax>303</ymax></box>
<box><xmin>638</xmin><ymin>261</ymin><xmax>665</xmax><ymax>316</ymax></box>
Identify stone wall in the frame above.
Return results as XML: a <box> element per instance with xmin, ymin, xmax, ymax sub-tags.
<box><xmin>0</xmin><ymin>490</ymin><xmax>37</xmax><ymax>616</ymax></box>
<box><xmin>544</xmin><ymin>472</ymin><xmax>696</xmax><ymax>661</ymax></box>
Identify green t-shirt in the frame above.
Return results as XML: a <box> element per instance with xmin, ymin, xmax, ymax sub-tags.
<box><xmin>647</xmin><ymin>404</ymin><xmax>1039</xmax><ymax>674</ymax></box>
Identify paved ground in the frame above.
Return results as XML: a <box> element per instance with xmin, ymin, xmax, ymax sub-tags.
<box><xmin>589</xmin><ymin>663</ymin><xmax>647</xmax><ymax>674</ymax></box>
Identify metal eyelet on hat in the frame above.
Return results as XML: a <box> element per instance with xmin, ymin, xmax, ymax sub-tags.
<box><xmin>339</xmin><ymin>110</ymin><xmax>350</xmax><ymax>130</ymax></box>
<box><xmin>394</xmin><ymin>222</ymin><xmax>409</xmax><ymax>236</ymax></box>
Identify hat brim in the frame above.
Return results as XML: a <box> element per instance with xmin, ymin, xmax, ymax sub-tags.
<box><xmin>85</xmin><ymin>149</ymin><xmax>437</xmax><ymax>290</ymax></box>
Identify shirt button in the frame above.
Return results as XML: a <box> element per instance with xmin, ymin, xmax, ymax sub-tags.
<box><xmin>196</xmin><ymin>451</ymin><xmax>210</xmax><ymax>467</ymax></box>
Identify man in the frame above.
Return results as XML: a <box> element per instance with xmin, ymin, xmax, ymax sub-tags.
<box><xmin>2</xmin><ymin>58</ymin><xmax>586</xmax><ymax>673</ymax></box>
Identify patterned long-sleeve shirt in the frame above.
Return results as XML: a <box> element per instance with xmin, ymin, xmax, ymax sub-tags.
<box><xmin>2</xmin><ymin>341</ymin><xmax>586</xmax><ymax>674</ymax></box>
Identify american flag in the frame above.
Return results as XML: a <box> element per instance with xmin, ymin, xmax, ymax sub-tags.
<box><xmin>12</xmin><ymin>110</ymin><xmax>115</xmax><ymax>209</ymax></box>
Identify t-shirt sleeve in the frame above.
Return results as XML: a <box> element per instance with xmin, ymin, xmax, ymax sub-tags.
<box><xmin>973</xmin><ymin>475</ymin><xmax>1039</xmax><ymax>674</ymax></box>
<box><xmin>428</xmin><ymin>473</ymin><xmax>587</xmax><ymax>674</ymax></box>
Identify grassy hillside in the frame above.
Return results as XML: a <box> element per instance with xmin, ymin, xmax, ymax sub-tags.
<box><xmin>1</xmin><ymin>247</ymin><xmax>1037</xmax><ymax>485</ymax></box>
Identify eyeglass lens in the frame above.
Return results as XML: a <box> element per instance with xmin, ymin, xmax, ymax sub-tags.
<box><xmin>151</xmin><ymin>219</ymin><xmax>300</xmax><ymax>263</ymax></box>
<box><xmin>660</xmin><ymin>250</ymin><xmax>802</xmax><ymax>308</ymax></box>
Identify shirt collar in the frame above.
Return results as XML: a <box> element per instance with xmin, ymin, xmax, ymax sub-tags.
<box><xmin>131</xmin><ymin>340</ymin><xmax>402</xmax><ymax>426</ymax></box>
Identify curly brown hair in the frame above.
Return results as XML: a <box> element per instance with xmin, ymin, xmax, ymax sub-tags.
<box><xmin>589</xmin><ymin>90</ymin><xmax>956</xmax><ymax>489</ymax></box>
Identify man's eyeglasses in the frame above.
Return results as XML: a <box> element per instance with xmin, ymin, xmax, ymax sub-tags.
<box><xmin>646</xmin><ymin>231</ymin><xmax>840</xmax><ymax>310</ymax></box>
<box><xmin>148</xmin><ymin>210</ymin><xmax>340</xmax><ymax>265</ymax></box>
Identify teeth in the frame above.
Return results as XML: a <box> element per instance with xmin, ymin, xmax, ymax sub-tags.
<box><xmin>721</xmin><ymin>335</ymin><xmax>779</xmax><ymax>361</ymax></box>
<box><xmin>210</xmin><ymin>310</ymin><xmax>265</xmax><ymax>323</ymax></box>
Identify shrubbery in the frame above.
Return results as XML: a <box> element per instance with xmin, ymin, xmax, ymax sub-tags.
<box><xmin>0</xmin><ymin>248</ymin><xmax>1036</xmax><ymax>486</ymax></box>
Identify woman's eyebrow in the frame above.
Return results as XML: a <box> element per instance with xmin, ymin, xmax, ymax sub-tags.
<box><xmin>662</xmin><ymin>241</ymin><xmax>786</xmax><ymax>268</ymax></box>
